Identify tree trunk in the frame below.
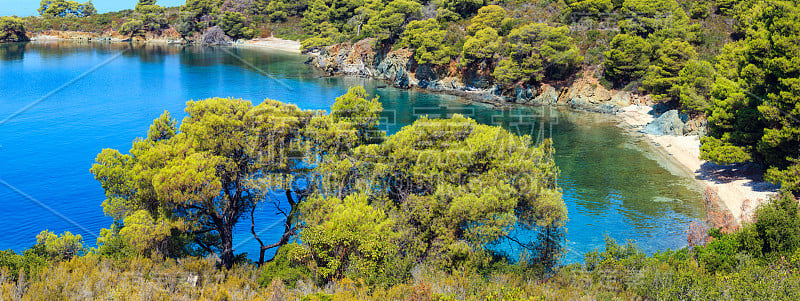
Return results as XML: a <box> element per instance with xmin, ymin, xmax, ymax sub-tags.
<box><xmin>220</xmin><ymin>227</ymin><xmax>234</xmax><ymax>269</ymax></box>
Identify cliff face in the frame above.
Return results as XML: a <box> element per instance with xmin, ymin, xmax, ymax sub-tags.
<box><xmin>306</xmin><ymin>40</ymin><xmax>654</xmax><ymax>115</ymax></box>
<box><xmin>307</xmin><ymin>38</ymin><xmax>474</xmax><ymax>93</ymax></box>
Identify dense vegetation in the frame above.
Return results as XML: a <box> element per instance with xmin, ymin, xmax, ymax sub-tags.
<box><xmin>3</xmin><ymin>180</ymin><xmax>800</xmax><ymax>299</ymax></box>
<box><xmin>38</xmin><ymin>0</ymin><xmax>97</xmax><ymax>17</ymax></box>
<box><xmin>698</xmin><ymin>1</ymin><xmax>800</xmax><ymax>195</ymax></box>
<box><xmin>0</xmin><ymin>16</ymin><xmax>29</xmax><ymax>42</ymax></box>
<box><xmin>85</xmin><ymin>86</ymin><xmax>565</xmax><ymax>275</ymax></box>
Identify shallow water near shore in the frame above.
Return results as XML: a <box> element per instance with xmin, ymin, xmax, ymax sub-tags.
<box><xmin>0</xmin><ymin>41</ymin><xmax>704</xmax><ymax>263</ymax></box>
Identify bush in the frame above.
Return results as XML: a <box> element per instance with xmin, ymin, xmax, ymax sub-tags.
<box><xmin>220</xmin><ymin>11</ymin><xmax>255</xmax><ymax>40</ymax></box>
<box><xmin>34</xmin><ymin>230</ymin><xmax>86</xmax><ymax>260</ymax></box>
<box><xmin>603</xmin><ymin>33</ymin><xmax>652</xmax><ymax>86</ymax></box>
<box><xmin>398</xmin><ymin>19</ymin><xmax>456</xmax><ymax>65</ymax></box>
<box><xmin>257</xmin><ymin>243</ymin><xmax>312</xmax><ymax>288</ymax></box>
<box><xmin>0</xmin><ymin>16</ymin><xmax>28</xmax><ymax>42</ymax></box>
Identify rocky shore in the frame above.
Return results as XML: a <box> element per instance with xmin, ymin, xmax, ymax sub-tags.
<box><xmin>307</xmin><ymin>38</ymin><xmax>651</xmax><ymax>115</ymax></box>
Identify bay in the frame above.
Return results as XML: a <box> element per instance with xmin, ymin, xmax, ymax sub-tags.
<box><xmin>0</xmin><ymin>42</ymin><xmax>704</xmax><ymax>263</ymax></box>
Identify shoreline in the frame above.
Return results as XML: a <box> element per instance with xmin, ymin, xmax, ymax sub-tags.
<box><xmin>28</xmin><ymin>32</ymin><xmax>302</xmax><ymax>54</ymax></box>
<box><xmin>616</xmin><ymin>105</ymin><xmax>779</xmax><ymax>221</ymax></box>
<box><xmin>233</xmin><ymin>38</ymin><xmax>302</xmax><ymax>54</ymax></box>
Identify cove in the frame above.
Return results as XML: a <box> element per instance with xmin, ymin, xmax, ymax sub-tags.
<box><xmin>0</xmin><ymin>42</ymin><xmax>705</xmax><ymax>263</ymax></box>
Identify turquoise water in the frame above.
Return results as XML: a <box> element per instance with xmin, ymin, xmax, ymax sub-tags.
<box><xmin>0</xmin><ymin>42</ymin><xmax>704</xmax><ymax>263</ymax></box>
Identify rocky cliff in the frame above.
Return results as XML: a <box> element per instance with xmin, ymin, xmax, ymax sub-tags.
<box><xmin>306</xmin><ymin>40</ymin><xmax>662</xmax><ymax>117</ymax></box>
<box><xmin>306</xmin><ymin>38</ymin><xmax>506</xmax><ymax>102</ymax></box>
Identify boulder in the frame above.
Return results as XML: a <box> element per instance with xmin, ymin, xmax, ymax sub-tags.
<box><xmin>565</xmin><ymin>80</ymin><xmax>613</xmax><ymax>110</ymax></box>
<box><xmin>394</xmin><ymin>67</ymin><xmax>410</xmax><ymax>88</ymax></box>
<box><xmin>683</xmin><ymin>118</ymin><xmax>708</xmax><ymax>136</ymax></box>
<box><xmin>376</xmin><ymin>51</ymin><xmax>410</xmax><ymax>80</ymax></box>
<box><xmin>531</xmin><ymin>84</ymin><xmax>559</xmax><ymax>105</ymax></box>
<box><xmin>609</xmin><ymin>91</ymin><xmax>633</xmax><ymax>107</ymax></box>
<box><xmin>644</xmin><ymin>110</ymin><xmax>688</xmax><ymax>136</ymax></box>
<box><xmin>416</xmin><ymin>64</ymin><xmax>438</xmax><ymax>81</ymax></box>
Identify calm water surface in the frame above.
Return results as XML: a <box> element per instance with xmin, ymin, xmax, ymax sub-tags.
<box><xmin>0</xmin><ymin>42</ymin><xmax>704</xmax><ymax>262</ymax></box>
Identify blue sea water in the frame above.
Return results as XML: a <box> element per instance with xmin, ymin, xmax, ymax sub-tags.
<box><xmin>0</xmin><ymin>42</ymin><xmax>704</xmax><ymax>263</ymax></box>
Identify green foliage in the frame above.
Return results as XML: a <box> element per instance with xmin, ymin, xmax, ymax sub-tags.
<box><xmin>0</xmin><ymin>249</ymin><xmax>47</xmax><ymax>282</ymax></box>
<box><xmin>715</xmin><ymin>0</ymin><xmax>738</xmax><ymax>16</ymax></box>
<box><xmin>300</xmin><ymin>0</ymin><xmax>331</xmax><ymax>33</ymax></box>
<box><xmin>117</xmin><ymin>0</ymin><xmax>166</xmax><ymax>37</ymax></box>
<box><xmin>436</xmin><ymin>7</ymin><xmax>461</xmax><ymax>22</ymax></box>
<box><xmin>692</xmin><ymin>228</ymin><xmax>740</xmax><ymax>273</ymax></box>
<box><xmin>699</xmin><ymin>136</ymin><xmax>752</xmax><ymax>165</ymax></box>
<box><xmin>766</xmin><ymin>159</ymin><xmax>800</xmax><ymax>195</ymax></box>
<box><xmin>182</xmin><ymin>0</ymin><xmax>222</xmax><ymax>20</ymax></box>
<box><xmin>119</xmin><ymin>19</ymin><xmax>145</xmax><ymax>37</ymax></box>
<box><xmin>0</xmin><ymin>17</ymin><xmax>28</xmax><ymax>43</ymax></box>
<box><xmin>256</xmin><ymin>0</ymin><xmax>308</xmax><ymax>20</ymax></box>
<box><xmin>361</xmin><ymin>0</ymin><xmax>422</xmax><ymax>43</ymax></box>
<box><xmin>494</xmin><ymin>23</ymin><xmax>583</xmax><ymax>85</ymax></box>
<box><xmin>300</xmin><ymin>194</ymin><xmax>399</xmax><ymax>284</ymax></box>
<box><xmin>702</xmin><ymin>0</ymin><xmax>800</xmax><ymax>190</ymax></box>
<box><xmin>301</xmin><ymin>0</ymin><xmax>363</xmax><ymax>34</ymax></box>
<box><xmin>690</xmin><ymin>0</ymin><xmax>711</xmax><ymax>19</ymax></box>
<box><xmin>603</xmin><ymin>33</ymin><xmax>651</xmax><ymax>86</ymax></box>
<box><xmin>38</xmin><ymin>0</ymin><xmax>97</xmax><ymax>17</ymax></box>
<box><xmin>619</xmin><ymin>0</ymin><xmax>698</xmax><ymax>42</ymax></box>
<box><xmin>564</xmin><ymin>0</ymin><xmax>614</xmax><ymax>20</ymax></box>
<box><xmin>465</xmin><ymin>5</ymin><xmax>505</xmax><ymax>36</ymax></box>
<box><xmin>300</xmin><ymin>22</ymin><xmax>347</xmax><ymax>50</ymax></box>
<box><xmin>399</xmin><ymin>19</ymin><xmax>456</xmax><ymax>65</ymax></box>
<box><xmin>22</xmin><ymin>8</ymin><xmax>131</xmax><ymax>34</ymax></box>
<box><xmin>323</xmin><ymin>115</ymin><xmax>566</xmax><ymax>270</ymax></box>
<box><xmin>175</xmin><ymin>18</ymin><xmax>199</xmax><ymax>38</ymax></box>
<box><xmin>461</xmin><ymin>27</ymin><xmax>500</xmax><ymax>65</ymax></box>
<box><xmin>692</xmin><ymin>192</ymin><xmax>800</xmax><ymax>272</ymax></box>
<box><xmin>438</xmin><ymin>0</ymin><xmax>485</xmax><ymax>18</ymax></box>
<box><xmin>328</xmin><ymin>86</ymin><xmax>384</xmax><ymax>144</ymax></box>
<box><xmin>676</xmin><ymin>59</ymin><xmax>715</xmax><ymax>115</ymax></box>
<box><xmin>135</xmin><ymin>0</ymin><xmax>157</xmax><ymax>11</ymax></box>
<box><xmin>641</xmin><ymin>39</ymin><xmax>697</xmax><ymax>102</ymax></box>
<box><xmin>220</xmin><ymin>11</ymin><xmax>256</xmax><ymax>40</ymax></box>
<box><xmin>119</xmin><ymin>210</ymin><xmax>183</xmax><ymax>255</ymax></box>
<box><xmin>743</xmin><ymin>192</ymin><xmax>800</xmax><ymax>257</ymax></box>
<box><xmin>93</xmin><ymin>224</ymin><xmax>136</xmax><ymax>258</ymax></box>
<box><xmin>90</xmin><ymin>97</ymin><xmax>315</xmax><ymax>268</ymax></box>
<box><xmin>257</xmin><ymin>243</ymin><xmax>312</xmax><ymax>288</ymax></box>
<box><xmin>34</xmin><ymin>230</ymin><xmax>86</xmax><ymax>260</ymax></box>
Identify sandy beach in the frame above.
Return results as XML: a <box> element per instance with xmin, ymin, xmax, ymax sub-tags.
<box><xmin>235</xmin><ymin>38</ymin><xmax>302</xmax><ymax>54</ymax></box>
<box><xmin>617</xmin><ymin>105</ymin><xmax>779</xmax><ymax>221</ymax></box>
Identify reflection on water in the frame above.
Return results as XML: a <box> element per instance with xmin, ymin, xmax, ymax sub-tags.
<box><xmin>0</xmin><ymin>42</ymin><xmax>25</xmax><ymax>61</ymax></box>
<box><xmin>0</xmin><ymin>42</ymin><xmax>704</xmax><ymax>263</ymax></box>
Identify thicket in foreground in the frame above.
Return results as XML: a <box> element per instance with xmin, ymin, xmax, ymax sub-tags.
<box><xmin>89</xmin><ymin>86</ymin><xmax>567</xmax><ymax>277</ymax></box>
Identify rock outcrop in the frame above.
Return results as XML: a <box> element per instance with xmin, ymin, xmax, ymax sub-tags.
<box><xmin>307</xmin><ymin>38</ymin><xmax>477</xmax><ymax>94</ymax></box>
<box><xmin>644</xmin><ymin>110</ymin><xmax>708</xmax><ymax>136</ymax></box>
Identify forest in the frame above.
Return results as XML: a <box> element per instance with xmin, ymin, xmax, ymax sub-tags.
<box><xmin>1</xmin><ymin>0</ymin><xmax>800</xmax><ymax>300</ymax></box>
